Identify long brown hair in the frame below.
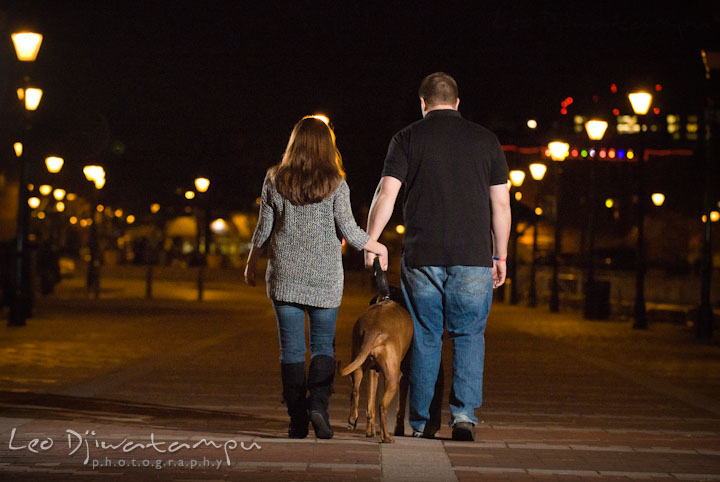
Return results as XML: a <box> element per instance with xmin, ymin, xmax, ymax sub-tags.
<box><xmin>270</xmin><ymin>116</ymin><xmax>346</xmax><ymax>205</ymax></box>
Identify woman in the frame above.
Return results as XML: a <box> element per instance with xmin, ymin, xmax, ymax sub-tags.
<box><xmin>245</xmin><ymin>116</ymin><xmax>388</xmax><ymax>439</ymax></box>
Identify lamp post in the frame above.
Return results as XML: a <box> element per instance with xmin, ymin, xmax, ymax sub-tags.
<box><xmin>583</xmin><ymin>119</ymin><xmax>609</xmax><ymax>319</ymax></box>
<box><xmin>508</xmin><ymin>170</ymin><xmax>525</xmax><ymax>305</ymax></box>
<box><xmin>194</xmin><ymin>177</ymin><xmax>210</xmax><ymax>301</ymax></box>
<box><xmin>83</xmin><ymin>165</ymin><xmax>105</xmax><ymax>299</ymax></box>
<box><xmin>697</xmin><ymin>49</ymin><xmax>719</xmax><ymax>342</ymax></box>
<box><xmin>528</xmin><ymin>162</ymin><xmax>547</xmax><ymax>307</ymax></box>
<box><xmin>628</xmin><ymin>91</ymin><xmax>652</xmax><ymax>329</ymax></box>
<box><xmin>8</xmin><ymin>31</ymin><xmax>43</xmax><ymax>327</ymax></box>
<box><xmin>548</xmin><ymin>141</ymin><xmax>569</xmax><ymax>312</ymax></box>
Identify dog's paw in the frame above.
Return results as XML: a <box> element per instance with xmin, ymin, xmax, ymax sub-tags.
<box><xmin>347</xmin><ymin>418</ymin><xmax>357</xmax><ymax>430</ymax></box>
<box><xmin>381</xmin><ymin>436</ymin><xmax>395</xmax><ymax>444</ymax></box>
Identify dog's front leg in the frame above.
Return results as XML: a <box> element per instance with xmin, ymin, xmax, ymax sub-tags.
<box><xmin>365</xmin><ymin>369</ymin><xmax>378</xmax><ymax>437</ymax></box>
<box><xmin>347</xmin><ymin>369</ymin><xmax>363</xmax><ymax>430</ymax></box>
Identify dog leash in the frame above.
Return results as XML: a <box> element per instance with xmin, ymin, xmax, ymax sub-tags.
<box><xmin>373</xmin><ymin>257</ymin><xmax>391</xmax><ymax>301</ymax></box>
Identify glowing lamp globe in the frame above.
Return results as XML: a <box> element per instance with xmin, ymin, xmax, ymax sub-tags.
<box><xmin>548</xmin><ymin>141</ymin><xmax>570</xmax><ymax>161</ymax></box>
<box><xmin>628</xmin><ymin>92</ymin><xmax>653</xmax><ymax>115</ymax></box>
<box><xmin>585</xmin><ymin>120</ymin><xmax>609</xmax><ymax>141</ymax></box>
<box><xmin>529</xmin><ymin>163</ymin><xmax>547</xmax><ymax>181</ymax></box>
<box><xmin>12</xmin><ymin>32</ymin><xmax>43</xmax><ymax>61</ymax></box>
<box><xmin>509</xmin><ymin>170</ymin><xmax>526</xmax><ymax>187</ymax></box>
<box><xmin>194</xmin><ymin>177</ymin><xmax>210</xmax><ymax>193</ymax></box>
<box><xmin>24</xmin><ymin>88</ymin><xmax>43</xmax><ymax>111</ymax></box>
<box><xmin>45</xmin><ymin>156</ymin><xmax>64</xmax><ymax>173</ymax></box>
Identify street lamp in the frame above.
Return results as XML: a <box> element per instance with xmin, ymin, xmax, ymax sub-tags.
<box><xmin>628</xmin><ymin>91</ymin><xmax>652</xmax><ymax>329</ymax></box>
<box><xmin>548</xmin><ymin>141</ymin><xmax>569</xmax><ymax>313</ymax></box>
<box><xmin>697</xmin><ymin>49</ymin><xmax>719</xmax><ymax>342</ymax></box>
<box><xmin>508</xmin><ymin>170</ymin><xmax>525</xmax><ymax>305</ymax></box>
<box><xmin>583</xmin><ymin>119</ymin><xmax>609</xmax><ymax>320</ymax></box>
<box><xmin>528</xmin><ymin>162</ymin><xmax>547</xmax><ymax>307</ymax></box>
<box><xmin>193</xmin><ymin>176</ymin><xmax>211</xmax><ymax>301</ymax></box>
<box><xmin>8</xmin><ymin>30</ymin><xmax>43</xmax><ymax>327</ymax></box>
<box><xmin>194</xmin><ymin>176</ymin><xmax>211</xmax><ymax>254</ymax></box>
<box><xmin>84</xmin><ymin>165</ymin><xmax>106</xmax><ymax>298</ymax></box>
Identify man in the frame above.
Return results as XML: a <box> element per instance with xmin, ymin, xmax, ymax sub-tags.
<box><xmin>364</xmin><ymin>72</ymin><xmax>511</xmax><ymax>441</ymax></box>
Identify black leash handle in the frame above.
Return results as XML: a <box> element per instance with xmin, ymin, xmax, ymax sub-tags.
<box><xmin>373</xmin><ymin>257</ymin><xmax>390</xmax><ymax>300</ymax></box>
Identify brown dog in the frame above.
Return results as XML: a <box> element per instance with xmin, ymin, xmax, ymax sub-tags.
<box><xmin>340</xmin><ymin>259</ymin><xmax>443</xmax><ymax>443</ymax></box>
<box><xmin>340</xmin><ymin>293</ymin><xmax>413</xmax><ymax>443</ymax></box>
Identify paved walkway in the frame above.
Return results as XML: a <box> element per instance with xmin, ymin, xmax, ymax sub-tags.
<box><xmin>0</xmin><ymin>274</ymin><xmax>719</xmax><ymax>481</ymax></box>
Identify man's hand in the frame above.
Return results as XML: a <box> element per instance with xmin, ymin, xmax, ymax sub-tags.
<box><xmin>492</xmin><ymin>259</ymin><xmax>507</xmax><ymax>288</ymax></box>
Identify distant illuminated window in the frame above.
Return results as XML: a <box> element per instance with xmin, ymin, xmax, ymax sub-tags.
<box><xmin>617</xmin><ymin>115</ymin><xmax>640</xmax><ymax>134</ymax></box>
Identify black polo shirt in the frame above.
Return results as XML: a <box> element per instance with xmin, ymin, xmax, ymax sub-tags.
<box><xmin>381</xmin><ymin>109</ymin><xmax>509</xmax><ymax>268</ymax></box>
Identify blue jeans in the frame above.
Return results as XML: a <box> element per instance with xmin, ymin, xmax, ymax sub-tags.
<box><xmin>401</xmin><ymin>258</ymin><xmax>493</xmax><ymax>432</ymax></box>
<box><xmin>271</xmin><ymin>301</ymin><xmax>338</xmax><ymax>364</ymax></box>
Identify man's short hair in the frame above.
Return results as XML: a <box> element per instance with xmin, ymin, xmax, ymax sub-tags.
<box><xmin>418</xmin><ymin>72</ymin><xmax>458</xmax><ymax>107</ymax></box>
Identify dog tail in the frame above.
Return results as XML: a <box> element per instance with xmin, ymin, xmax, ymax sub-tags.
<box><xmin>339</xmin><ymin>331</ymin><xmax>386</xmax><ymax>376</ymax></box>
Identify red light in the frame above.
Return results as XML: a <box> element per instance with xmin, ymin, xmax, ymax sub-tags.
<box><xmin>571</xmin><ymin>149</ymin><xmax>579</xmax><ymax>157</ymax></box>
<box><xmin>653</xmin><ymin>107</ymin><xmax>660</xmax><ymax>115</ymax></box>
<box><xmin>655</xmin><ymin>84</ymin><xmax>662</xmax><ymax>91</ymax></box>
<box><xmin>561</xmin><ymin>100</ymin><xmax>567</xmax><ymax>107</ymax></box>
<box><xmin>612</xmin><ymin>108</ymin><xmax>620</xmax><ymax>116</ymax></box>
<box><xmin>610</xmin><ymin>84</ymin><xmax>618</xmax><ymax>93</ymax></box>
<box><xmin>599</xmin><ymin>149</ymin><xmax>607</xmax><ymax>159</ymax></box>
<box><xmin>566</xmin><ymin>97</ymin><xmax>574</xmax><ymax>105</ymax></box>
<box><xmin>592</xmin><ymin>94</ymin><xmax>599</xmax><ymax>103</ymax></box>
<box><xmin>560</xmin><ymin>108</ymin><xmax>567</xmax><ymax>115</ymax></box>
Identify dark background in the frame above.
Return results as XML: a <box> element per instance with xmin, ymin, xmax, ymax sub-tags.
<box><xmin>2</xmin><ymin>1</ymin><xmax>719</xmax><ymax>215</ymax></box>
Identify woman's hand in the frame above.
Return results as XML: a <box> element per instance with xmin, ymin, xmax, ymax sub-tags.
<box><xmin>244</xmin><ymin>244</ymin><xmax>265</xmax><ymax>286</ymax></box>
<box><xmin>244</xmin><ymin>260</ymin><xmax>256</xmax><ymax>286</ymax></box>
<box><xmin>363</xmin><ymin>239</ymin><xmax>388</xmax><ymax>271</ymax></box>
<box><xmin>375</xmin><ymin>243</ymin><xmax>389</xmax><ymax>271</ymax></box>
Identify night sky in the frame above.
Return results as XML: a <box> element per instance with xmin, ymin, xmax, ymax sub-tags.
<box><xmin>2</xmin><ymin>1</ymin><xmax>719</xmax><ymax>217</ymax></box>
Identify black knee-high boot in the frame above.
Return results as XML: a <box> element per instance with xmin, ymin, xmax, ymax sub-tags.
<box><xmin>281</xmin><ymin>362</ymin><xmax>309</xmax><ymax>439</ymax></box>
<box><xmin>307</xmin><ymin>355</ymin><xmax>334</xmax><ymax>439</ymax></box>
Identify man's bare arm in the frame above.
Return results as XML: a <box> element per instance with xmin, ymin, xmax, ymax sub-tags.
<box><xmin>364</xmin><ymin>176</ymin><xmax>402</xmax><ymax>268</ymax></box>
<box><xmin>489</xmin><ymin>183</ymin><xmax>511</xmax><ymax>288</ymax></box>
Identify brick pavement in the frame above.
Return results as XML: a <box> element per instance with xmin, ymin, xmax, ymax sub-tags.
<box><xmin>0</xmin><ymin>274</ymin><xmax>719</xmax><ymax>481</ymax></box>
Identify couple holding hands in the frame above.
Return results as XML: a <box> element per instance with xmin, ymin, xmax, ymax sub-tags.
<box><xmin>245</xmin><ymin>72</ymin><xmax>511</xmax><ymax>442</ymax></box>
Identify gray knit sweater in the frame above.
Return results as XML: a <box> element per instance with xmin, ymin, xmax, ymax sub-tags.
<box><xmin>251</xmin><ymin>173</ymin><xmax>370</xmax><ymax>308</ymax></box>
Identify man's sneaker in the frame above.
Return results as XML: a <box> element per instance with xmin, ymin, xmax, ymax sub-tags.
<box><xmin>412</xmin><ymin>431</ymin><xmax>423</xmax><ymax>438</ymax></box>
<box><xmin>451</xmin><ymin>422</ymin><xmax>475</xmax><ymax>441</ymax></box>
